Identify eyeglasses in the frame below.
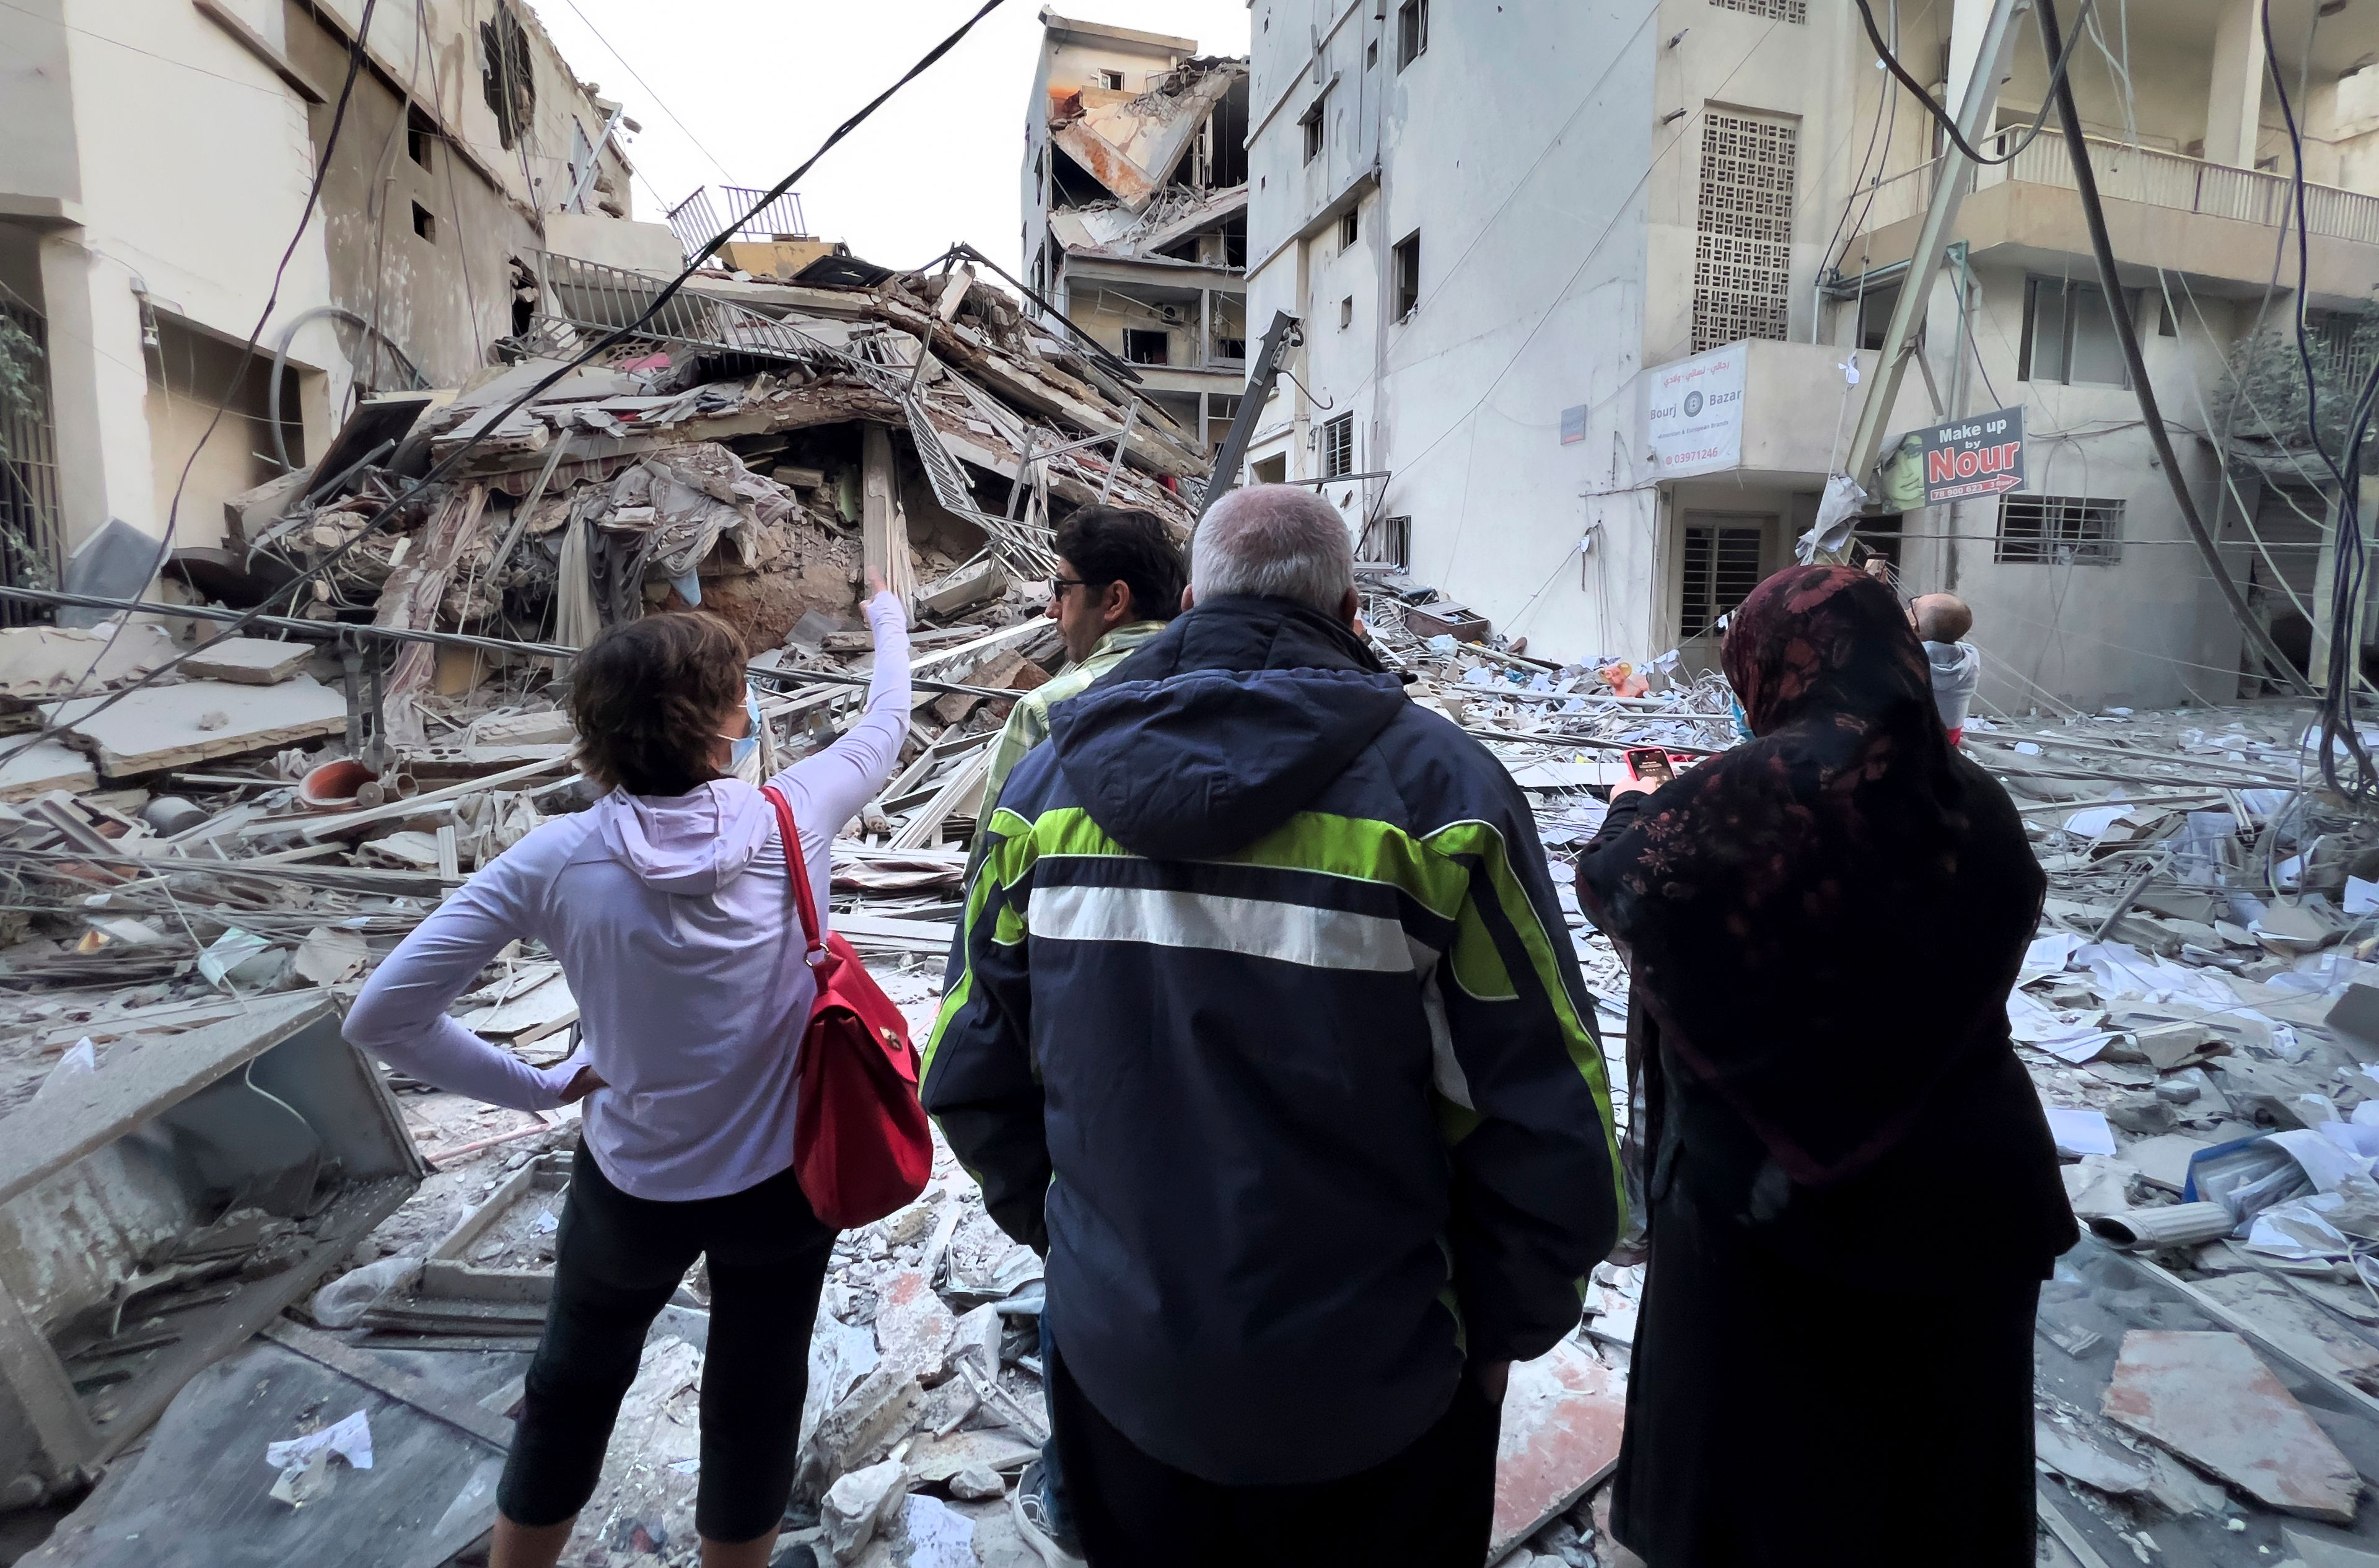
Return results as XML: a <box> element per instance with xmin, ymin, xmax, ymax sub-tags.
<box><xmin>1049</xmin><ymin>576</ymin><xmax>1093</xmax><ymax>596</ymax></box>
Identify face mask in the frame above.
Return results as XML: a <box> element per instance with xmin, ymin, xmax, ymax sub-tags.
<box><xmin>726</xmin><ymin>688</ymin><xmax>762</xmax><ymax>772</ymax></box>
<box><xmin>1730</xmin><ymin>699</ymin><xmax>1754</xmax><ymax>744</ymax></box>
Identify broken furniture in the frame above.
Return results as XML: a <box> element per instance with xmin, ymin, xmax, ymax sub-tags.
<box><xmin>0</xmin><ymin>993</ymin><xmax>425</xmax><ymax>1507</ymax></box>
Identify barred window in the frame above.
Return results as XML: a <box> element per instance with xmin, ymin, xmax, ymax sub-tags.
<box><xmin>1363</xmin><ymin>514</ymin><xmax>1412</xmax><ymax>569</ymax></box>
<box><xmin>1321</xmin><ymin>412</ymin><xmax>1356</xmax><ymax>478</ymax></box>
<box><xmin>1997</xmin><ymin>495</ymin><xmax>2123</xmax><ymax>565</ymax></box>
<box><xmin>1711</xmin><ymin>0</ymin><xmax>1807</xmax><ymax>20</ymax></box>
<box><xmin>1692</xmin><ymin>111</ymin><xmax>1798</xmax><ymax>354</ymax></box>
<box><xmin>1680</xmin><ymin>522</ymin><xmax>1764</xmax><ymax>638</ymax></box>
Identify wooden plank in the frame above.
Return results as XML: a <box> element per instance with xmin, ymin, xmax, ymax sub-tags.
<box><xmin>862</xmin><ymin>424</ymin><xmax>916</xmax><ymax>610</ymax></box>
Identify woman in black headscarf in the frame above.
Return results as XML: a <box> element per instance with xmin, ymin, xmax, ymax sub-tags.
<box><xmin>1579</xmin><ymin>566</ymin><xmax>2075</xmax><ymax>1567</ymax></box>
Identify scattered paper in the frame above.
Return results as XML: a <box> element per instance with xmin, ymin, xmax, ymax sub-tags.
<box><xmin>2045</xmin><ymin>1106</ymin><xmax>2118</xmax><ymax>1158</ymax></box>
<box><xmin>902</xmin><ymin>1494</ymin><xmax>977</xmax><ymax>1568</ymax></box>
<box><xmin>265</xmin><ymin>1409</ymin><xmax>374</xmax><ymax>1474</ymax></box>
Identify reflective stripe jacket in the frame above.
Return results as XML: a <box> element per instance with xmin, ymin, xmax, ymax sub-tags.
<box><xmin>921</xmin><ymin>593</ymin><xmax>1622</xmax><ymax>1487</ymax></box>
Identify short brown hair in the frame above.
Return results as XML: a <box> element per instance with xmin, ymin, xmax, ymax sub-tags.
<box><xmin>568</xmin><ymin>612</ymin><xmax>749</xmax><ymax>797</ymax></box>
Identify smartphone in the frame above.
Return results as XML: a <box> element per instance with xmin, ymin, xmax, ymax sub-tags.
<box><xmin>1623</xmin><ymin>747</ymin><xmax>1675</xmax><ymax>786</ymax></box>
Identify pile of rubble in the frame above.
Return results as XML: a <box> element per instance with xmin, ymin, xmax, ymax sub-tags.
<box><xmin>16</xmin><ymin>426</ymin><xmax>2379</xmax><ymax>1560</ymax></box>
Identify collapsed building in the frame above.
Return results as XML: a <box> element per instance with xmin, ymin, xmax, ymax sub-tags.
<box><xmin>1023</xmin><ymin>11</ymin><xmax>1250</xmax><ymax>453</ymax></box>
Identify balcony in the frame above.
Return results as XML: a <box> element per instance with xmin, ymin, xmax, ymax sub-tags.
<box><xmin>1851</xmin><ymin>128</ymin><xmax>2379</xmax><ymax>301</ymax></box>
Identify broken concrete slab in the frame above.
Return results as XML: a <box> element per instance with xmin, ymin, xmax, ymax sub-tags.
<box><xmin>901</xmin><ymin>1429</ymin><xmax>1038</xmax><ymax>1489</ymax></box>
<box><xmin>2285</xmin><ymin>1526</ymin><xmax>2379</xmax><ymax>1567</ymax></box>
<box><xmin>178</xmin><ymin>637</ymin><xmax>313</xmax><ymax>685</ymax></box>
<box><xmin>823</xmin><ymin>1456</ymin><xmax>907</xmax><ymax>1562</ymax></box>
<box><xmin>874</xmin><ymin>1267</ymin><xmax>955</xmax><ymax>1385</ymax></box>
<box><xmin>2102</xmin><ymin>1330</ymin><xmax>2362</xmax><ymax>1522</ymax></box>
<box><xmin>1489</xmin><ymin>1339</ymin><xmax>1626</xmax><ymax>1562</ymax></box>
<box><xmin>0</xmin><ymin>737</ymin><xmax>98</xmax><ymax>804</ymax></box>
<box><xmin>0</xmin><ymin>621</ymin><xmax>176</xmax><ymax>706</ymax></box>
<box><xmin>47</xmin><ymin>676</ymin><xmax>347</xmax><ymax>777</ymax></box>
<box><xmin>2194</xmin><ymin>1273</ymin><xmax>2379</xmax><ymax>1394</ymax></box>
<box><xmin>2033</xmin><ymin>1418</ymin><xmax>2228</xmax><ymax>1515</ymax></box>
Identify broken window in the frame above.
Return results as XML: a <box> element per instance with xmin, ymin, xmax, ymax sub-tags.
<box><xmin>1711</xmin><ymin>0</ymin><xmax>1807</xmax><ymax>20</ymax></box>
<box><xmin>1397</xmin><ymin>0</ymin><xmax>1429</xmax><ymax>69</ymax></box>
<box><xmin>1854</xmin><ymin>282</ymin><xmax>1899</xmax><ymax>353</ymax></box>
<box><xmin>1123</xmin><ymin>328</ymin><xmax>1170</xmax><ymax>366</ymax></box>
<box><xmin>1321</xmin><ymin>412</ymin><xmax>1355</xmax><ymax>478</ymax></box>
<box><xmin>1997</xmin><ymin>495</ymin><xmax>2123</xmax><ymax>565</ymax></box>
<box><xmin>1691</xmin><ymin>110</ymin><xmax>1797</xmax><ymax>354</ymax></box>
<box><xmin>1364</xmin><ymin>514</ymin><xmax>1412</xmax><ymax>569</ymax></box>
<box><xmin>411</xmin><ymin>201</ymin><xmax>437</xmax><ymax>243</ymax></box>
<box><xmin>1339</xmin><ymin>209</ymin><xmax>1359</xmax><ymax>251</ymax></box>
<box><xmin>480</xmin><ymin>1</ymin><xmax>537</xmax><ymax>151</ymax></box>
<box><xmin>1393</xmin><ymin>232</ymin><xmax>1421</xmax><ymax>320</ymax></box>
<box><xmin>1098</xmin><ymin>69</ymin><xmax>1124</xmax><ymax>90</ymax></box>
<box><xmin>1680</xmin><ymin>522</ymin><xmax>1764</xmax><ymax>639</ymax></box>
<box><xmin>2021</xmin><ymin>277</ymin><xmax>2136</xmax><ymax>387</ymax></box>
<box><xmin>406</xmin><ymin>104</ymin><xmax>435</xmax><ymax>169</ymax></box>
<box><xmin>1206</xmin><ymin>393</ymin><xmax>1242</xmax><ymax>450</ymax></box>
<box><xmin>1253</xmin><ymin>453</ymin><xmax>1289</xmax><ymax>484</ymax></box>
<box><xmin>1302</xmin><ymin>94</ymin><xmax>1327</xmax><ymax>164</ymax></box>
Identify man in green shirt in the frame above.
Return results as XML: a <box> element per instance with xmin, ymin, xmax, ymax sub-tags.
<box><xmin>970</xmin><ymin>504</ymin><xmax>1182</xmax><ymax>1567</ymax></box>
<box><xmin>978</xmin><ymin>505</ymin><xmax>1188</xmax><ymax>821</ymax></box>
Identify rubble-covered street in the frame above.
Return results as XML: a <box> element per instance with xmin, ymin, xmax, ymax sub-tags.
<box><xmin>14</xmin><ymin>0</ymin><xmax>2379</xmax><ymax>1564</ymax></box>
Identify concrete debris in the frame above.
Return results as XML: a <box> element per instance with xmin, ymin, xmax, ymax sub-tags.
<box><xmin>2103</xmin><ymin>1330</ymin><xmax>2361</xmax><ymax>1522</ymax></box>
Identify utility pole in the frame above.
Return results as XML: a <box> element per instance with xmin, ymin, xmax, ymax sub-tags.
<box><xmin>1832</xmin><ymin>0</ymin><xmax>2029</xmax><ymax>529</ymax></box>
<box><xmin>1198</xmin><ymin>312</ymin><xmax>1303</xmax><ymax>522</ymax></box>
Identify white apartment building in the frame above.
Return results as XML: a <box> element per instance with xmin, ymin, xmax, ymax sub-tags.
<box><xmin>0</xmin><ymin>0</ymin><xmax>668</xmax><ymax>617</ymax></box>
<box><xmin>1023</xmin><ymin>9</ymin><xmax>1251</xmax><ymax>450</ymax></box>
<box><xmin>1243</xmin><ymin>0</ymin><xmax>2379</xmax><ymax>709</ymax></box>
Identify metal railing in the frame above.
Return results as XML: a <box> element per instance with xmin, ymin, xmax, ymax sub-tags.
<box><xmin>662</xmin><ymin>186</ymin><xmax>813</xmax><ymax>263</ymax></box>
<box><xmin>0</xmin><ymin>299</ymin><xmax>61</xmax><ymax>626</ymax></box>
<box><xmin>1850</xmin><ymin>126</ymin><xmax>2379</xmax><ymax>246</ymax></box>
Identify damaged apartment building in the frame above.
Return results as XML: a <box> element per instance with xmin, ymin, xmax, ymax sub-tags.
<box><xmin>1023</xmin><ymin>9</ymin><xmax>1250</xmax><ymax>452</ymax></box>
<box><xmin>0</xmin><ymin>0</ymin><xmax>671</xmax><ymax>621</ymax></box>
<box><xmin>1242</xmin><ymin>0</ymin><xmax>2379</xmax><ymax>711</ymax></box>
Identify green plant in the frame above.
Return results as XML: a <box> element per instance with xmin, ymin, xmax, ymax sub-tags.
<box><xmin>0</xmin><ymin>310</ymin><xmax>38</xmax><ymax>460</ymax></box>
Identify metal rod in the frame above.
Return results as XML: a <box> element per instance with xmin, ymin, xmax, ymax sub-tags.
<box><xmin>0</xmin><ymin>585</ymin><xmax>1020</xmax><ymax>700</ymax></box>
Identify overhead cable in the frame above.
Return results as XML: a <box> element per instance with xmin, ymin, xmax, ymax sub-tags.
<box><xmin>1850</xmin><ymin>0</ymin><xmax>2097</xmax><ymax>167</ymax></box>
<box><xmin>2034</xmin><ymin>0</ymin><xmax>2312</xmax><ymax>695</ymax></box>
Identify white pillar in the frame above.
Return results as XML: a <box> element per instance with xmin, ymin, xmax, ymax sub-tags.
<box><xmin>1947</xmin><ymin>0</ymin><xmax>1995</xmax><ymax>123</ymax></box>
<box><xmin>2206</xmin><ymin>0</ymin><xmax>2266</xmax><ymax>169</ymax></box>
<box><xmin>37</xmin><ymin>232</ymin><xmax>156</xmax><ymax>551</ymax></box>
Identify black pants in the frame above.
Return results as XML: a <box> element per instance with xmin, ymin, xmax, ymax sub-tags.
<box><xmin>497</xmin><ymin>1145</ymin><xmax>837</xmax><ymax>1543</ymax></box>
<box><xmin>1048</xmin><ymin>1341</ymin><xmax>1501</xmax><ymax>1568</ymax></box>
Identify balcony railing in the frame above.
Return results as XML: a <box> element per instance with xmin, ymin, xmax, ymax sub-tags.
<box><xmin>1852</xmin><ymin>126</ymin><xmax>2379</xmax><ymax>246</ymax></box>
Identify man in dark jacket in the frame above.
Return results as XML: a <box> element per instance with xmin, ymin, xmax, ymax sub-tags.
<box><xmin>921</xmin><ymin>484</ymin><xmax>1623</xmax><ymax>1566</ymax></box>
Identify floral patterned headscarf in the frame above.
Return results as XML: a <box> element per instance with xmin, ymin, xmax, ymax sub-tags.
<box><xmin>1578</xmin><ymin>566</ymin><xmax>2044</xmax><ymax>1185</ymax></box>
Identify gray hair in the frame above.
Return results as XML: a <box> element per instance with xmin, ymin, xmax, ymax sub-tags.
<box><xmin>1192</xmin><ymin>484</ymin><xmax>1355</xmax><ymax>615</ymax></box>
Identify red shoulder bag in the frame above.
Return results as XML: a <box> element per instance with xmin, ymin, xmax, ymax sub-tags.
<box><xmin>763</xmin><ymin>786</ymin><xmax>934</xmax><ymax>1229</ymax></box>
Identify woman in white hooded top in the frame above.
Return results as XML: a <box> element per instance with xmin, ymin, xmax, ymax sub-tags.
<box><xmin>348</xmin><ymin>580</ymin><xmax>908</xmax><ymax>1568</ymax></box>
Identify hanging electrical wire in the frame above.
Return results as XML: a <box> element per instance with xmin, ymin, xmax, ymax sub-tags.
<box><xmin>1849</xmin><ymin>0</ymin><xmax>2098</xmax><ymax>166</ymax></box>
<box><xmin>2262</xmin><ymin>0</ymin><xmax>2379</xmax><ymax>802</ymax></box>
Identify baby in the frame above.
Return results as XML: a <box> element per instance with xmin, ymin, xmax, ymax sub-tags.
<box><xmin>1910</xmin><ymin>592</ymin><xmax>1978</xmax><ymax>745</ymax></box>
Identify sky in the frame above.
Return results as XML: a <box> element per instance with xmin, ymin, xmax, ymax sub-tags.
<box><xmin>530</xmin><ymin>0</ymin><xmax>1253</xmax><ymax>276</ymax></box>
